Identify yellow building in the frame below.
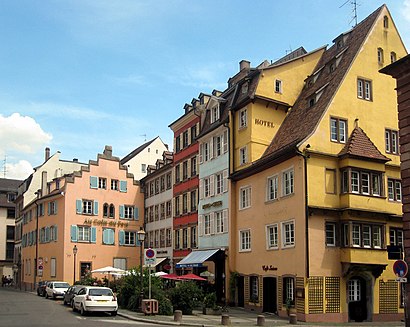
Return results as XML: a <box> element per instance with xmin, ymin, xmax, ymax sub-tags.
<box><xmin>21</xmin><ymin>146</ymin><xmax>144</xmax><ymax>289</ymax></box>
<box><xmin>230</xmin><ymin>5</ymin><xmax>407</xmax><ymax>323</ymax></box>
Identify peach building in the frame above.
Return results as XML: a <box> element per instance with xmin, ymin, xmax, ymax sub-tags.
<box><xmin>21</xmin><ymin>146</ymin><xmax>144</xmax><ymax>289</ymax></box>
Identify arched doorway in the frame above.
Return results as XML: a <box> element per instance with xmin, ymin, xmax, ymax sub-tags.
<box><xmin>348</xmin><ymin>276</ymin><xmax>370</xmax><ymax>322</ymax></box>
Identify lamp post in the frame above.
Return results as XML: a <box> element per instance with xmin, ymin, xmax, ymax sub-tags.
<box><xmin>73</xmin><ymin>245</ymin><xmax>78</xmax><ymax>285</ymax></box>
<box><xmin>137</xmin><ymin>228</ymin><xmax>146</xmax><ymax>312</ymax></box>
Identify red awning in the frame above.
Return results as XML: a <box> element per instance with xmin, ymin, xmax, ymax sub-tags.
<box><xmin>159</xmin><ymin>273</ymin><xmax>180</xmax><ymax>280</ymax></box>
<box><xmin>178</xmin><ymin>273</ymin><xmax>207</xmax><ymax>281</ymax></box>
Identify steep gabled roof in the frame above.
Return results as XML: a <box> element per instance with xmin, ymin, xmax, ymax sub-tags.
<box><xmin>338</xmin><ymin>126</ymin><xmax>390</xmax><ymax>162</ymax></box>
<box><xmin>120</xmin><ymin>137</ymin><xmax>159</xmax><ymax>165</ymax></box>
<box><xmin>262</xmin><ymin>5</ymin><xmax>385</xmax><ymax>158</ymax></box>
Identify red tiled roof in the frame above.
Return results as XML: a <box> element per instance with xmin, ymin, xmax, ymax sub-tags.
<box><xmin>338</xmin><ymin>126</ymin><xmax>390</xmax><ymax>162</ymax></box>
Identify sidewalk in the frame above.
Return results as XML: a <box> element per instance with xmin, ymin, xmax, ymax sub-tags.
<box><xmin>117</xmin><ymin>306</ymin><xmax>406</xmax><ymax>327</ymax></box>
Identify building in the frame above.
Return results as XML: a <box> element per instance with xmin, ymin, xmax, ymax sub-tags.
<box><xmin>169</xmin><ymin>97</ymin><xmax>206</xmax><ymax>271</ymax></box>
<box><xmin>121</xmin><ymin>136</ymin><xmax>169</xmax><ymax>181</ymax></box>
<box><xmin>0</xmin><ymin>178</ymin><xmax>21</xmax><ymax>280</ymax></box>
<box><xmin>380</xmin><ymin>54</ymin><xmax>410</xmax><ymax>326</ymax></box>
<box><xmin>140</xmin><ymin>151</ymin><xmax>174</xmax><ymax>272</ymax></box>
<box><xmin>230</xmin><ymin>5</ymin><xmax>407</xmax><ymax>323</ymax></box>
<box><xmin>20</xmin><ymin>146</ymin><xmax>144</xmax><ymax>289</ymax></box>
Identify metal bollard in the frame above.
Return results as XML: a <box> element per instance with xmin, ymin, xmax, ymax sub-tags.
<box><xmin>174</xmin><ymin>310</ymin><xmax>182</xmax><ymax>322</ymax></box>
<box><xmin>289</xmin><ymin>313</ymin><xmax>297</xmax><ymax>324</ymax></box>
<box><xmin>221</xmin><ymin>313</ymin><xmax>231</xmax><ymax>325</ymax></box>
<box><xmin>257</xmin><ymin>315</ymin><xmax>265</xmax><ymax>326</ymax></box>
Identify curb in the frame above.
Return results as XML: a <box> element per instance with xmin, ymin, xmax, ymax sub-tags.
<box><xmin>117</xmin><ymin>312</ymin><xmax>215</xmax><ymax>327</ymax></box>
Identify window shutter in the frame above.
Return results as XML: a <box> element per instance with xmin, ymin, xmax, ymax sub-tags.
<box><xmin>223</xmin><ymin>169</ymin><xmax>229</xmax><ymax>192</ymax></box>
<box><xmin>223</xmin><ymin>209</ymin><xmax>228</xmax><ymax>233</ymax></box>
<box><xmin>70</xmin><ymin>225</ymin><xmax>78</xmax><ymax>242</ymax></box>
<box><xmin>198</xmin><ymin>215</ymin><xmax>204</xmax><ymax>236</ymax></box>
<box><xmin>54</xmin><ymin>225</ymin><xmax>58</xmax><ymax>241</ymax></box>
<box><xmin>48</xmin><ymin>203</ymin><xmax>51</xmax><ymax>215</ymax></box>
<box><xmin>119</xmin><ymin>230</ymin><xmax>125</xmax><ymax>245</ymax></box>
<box><xmin>209</xmin><ymin>139</ymin><xmax>214</xmax><ymax>159</ymax></box>
<box><xmin>93</xmin><ymin>200</ymin><xmax>99</xmax><ymax>215</ymax></box>
<box><xmin>41</xmin><ymin>204</ymin><xmax>45</xmax><ymax>216</ymax></box>
<box><xmin>199</xmin><ymin>179</ymin><xmax>203</xmax><ymax>200</ymax></box>
<box><xmin>90</xmin><ymin>176</ymin><xmax>98</xmax><ymax>189</ymax></box>
<box><xmin>54</xmin><ymin>202</ymin><xmax>58</xmax><ymax>214</ymax></box>
<box><xmin>119</xmin><ymin>205</ymin><xmax>124</xmax><ymax>219</ymax></box>
<box><xmin>210</xmin><ymin>212</ymin><xmax>215</xmax><ymax>235</ymax></box>
<box><xmin>103</xmin><ymin>229</ymin><xmax>108</xmax><ymax>244</ymax></box>
<box><xmin>199</xmin><ymin>144</ymin><xmax>203</xmax><ymax>163</ymax></box>
<box><xmin>223</xmin><ymin>130</ymin><xmax>228</xmax><ymax>153</ymax></box>
<box><xmin>91</xmin><ymin>227</ymin><xmax>96</xmax><ymax>243</ymax></box>
<box><xmin>134</xmin><ymin>207</ymin><xmax>139</xmax><ymax>220</ymax></box>
<box><xmin>45</xmin><ymin>227</ymin><xmax>50</xmax><ymax>242</ymax></box>
<box><xmin>110</xmin><ymin>229</ymin><xmax>115</xmax><ymax>244</ymax></box>
<box><xmin>210</xmin><ymin>175</ymin><xmax>215</xmax><ymax>196</ymax></box>
<box><xmin>120</xmin><ymin>180</ymin><xmax>127</xmax><ymax>193</ymax></box>
<box><xmin>76</xmin><ymin>200</ymin><xmax>82</xmax><ymax>214</ymax></box>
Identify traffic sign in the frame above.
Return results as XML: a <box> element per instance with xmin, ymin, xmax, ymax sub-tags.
<box><xmin>396</xmin><ymin>277</ymin><xmax>407</xmax><ymax>283</ymax></box>
<box><xmin>145</xmin><ymin>248</ymin><xmax>156</xmax><ymax>266</ymax></box>
<box><xmin>393</xmin><ymin>260</ymin><xmax>408</xmax><ymax>277</ymax></box>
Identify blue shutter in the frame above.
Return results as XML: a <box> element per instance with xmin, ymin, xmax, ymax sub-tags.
<box><xmin>120</xmin><ymin>180</ymin><xmax>127</xmax><ymax>193</ymax></box>
<box><xmin>54</xmin><ymin>225</ymin><xmax>58</xmax><ymax>241</ymax></box>
<box><xmin>45</xmin><ymin>227</ymin><xmax>50</xmax><ymax>242</ymax></box>
<box><xmin>76</xmin><ymin>200</ymin><xmax>82</xmax><ymax>214</ymax></box>
<box><xmin>119</xmin><ymin>205</ymin><xmax>124</xmax><ymax>219</ymax></box>
<box><xmin>134</xmin><ymin>207</ymin><xmax>139</xmax><ymax>220</ymax></box>
<box><xmin>91</xmin><ymin>227</ymin><xmax>96</xmax><ymax>243</ymax></box>
<box><xmin>71</xmin><ymin>225</ymin><xmax>78</xmax><ymax>242</ymax></box>
<box><xmin>119</xmin><ymin>230</ymin><xmax>125</xmax><ymax>245</ymax></box>
<box><xmin>93</xmin><ymin>200</ymin><xmax>99</xmax><ymax>215</ymax></box>
<box><xmin>41</xmin><ymin>204</ymin><xmax>45</xmax><ymax>216</ymax></box>
<box><xmin>33</xmin><ymin>230</ymin><xmax>37</xmax><ymax>244</ymax></box>
<box><xmin>109</xmin><ymin>229</ymin><xmax>114</xmax><ymax>245</ymax></box>
<box><xmin>90</xmin><ymin>176</ymin><xmax>98</xmax><ymax>189</ymax></box>
<box><xmin>54</xmin><ymin>202</ymin><xmax>58</xmax><ymax>214</ymax></box>
<box><xmin>103</xmin><ymin>229</ymin><xmax>108</xmax><ymax>244</ymax></box>
<box><xmin>48</xmin><ymin>203</ymin><xmax>51</xmax><ymax>215</ymax></box>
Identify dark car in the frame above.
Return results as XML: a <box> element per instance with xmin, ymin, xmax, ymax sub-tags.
<box><xmin>63</xmin><ymin>285</ymin><xmax>85</xmax><ymax>306</ymax></box>
<box><xmin>36</xmin><ymin>281</ymin><xmax>49</xmax><ymax>297</ymax></box>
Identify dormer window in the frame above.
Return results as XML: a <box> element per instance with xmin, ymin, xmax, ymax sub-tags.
<box><xmin>210</xmin><ymin>105</ymin><xmax>220</xmax><ymax>124</ymax></box>
<box><xmin>242</xmin><ymin>82</ymin><xmax>248</xmax><ymax>94</ymax></box>
<box><xmin>337</xmin><ymin>39</ymin><xmax>343</xmax><ymax>49</ymax></box>
<box><xmin>308</xmin><ymin>98</ymin><xmax>315</xmax><ymax>107</ymax></box>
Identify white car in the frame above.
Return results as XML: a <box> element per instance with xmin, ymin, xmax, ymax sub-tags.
<box><xmin>45</xmin><ymin>281</ymin><xmax>70</xmax><ymax>299</ymax></box>
<box><xmin>72</xmin><ymin>286</ymin><xmax>118</xmax><ymax>316</ymax></box>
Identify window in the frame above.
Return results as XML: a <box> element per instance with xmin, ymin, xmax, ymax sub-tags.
<box><xmin>275</xmin><ymin>79</ymin><xmax>282</xmax><ymax>93</ymax></box>
<box><xmin>348</xmin><ymin>279</ymin><xmax>361</xmax><ymax>302</ymax></box>
<box><xmin>352</xmin><ymin>224</ymin><xmax>361</xmax><ymax>247</ymax></box>
<box><xmin>166</xmin><ymin>173</ymin><xmax>172</xmax><ymax>189</ymax></box>
<box><xmin>83</xmin><ymin>200</ymin><xmax>93</xmax><ymax>215</ymax></box>
<box><xmin>109</xmin><ymin>204</ymin><xmax>115</xmax><ymax>218</ymax></box>
<box><xmin>183</xmin><ymin>131</ymin><xmax>189</xmax><ymax>148</ymax></box>
<box><xmin>7</xmin><ymin>193</ymin><xmax>16</xmax><ymax>202</ymax></box>
<box><xmin>6</xmin><ymin>226</ymin><xmax>15</xmax><ymax>240</ymax></box>
<box><xmin>388</xmin><ymin>179</ymin><xmax>402</xmax><ymax>202</ymax></box>
<box><xmin>383</xmin><ymin>15</ymin><xmax>389</xmax><ymax>28</ymax></box>
<box><xmin>190</xmin><ymin>190</ymin><xmax>197</xmax><ymax>212</ymax></box>
<box><xmin>385</xmin><ymin>129</ymin><xmax>398</xmax><ymax>154</ymax></box>
<box><xmin>211</xmin><ymin>105</ymin><xmax>219</xmax><ymax>123</ymax></box>
<box><xmin>391</xmin><ymin>51</ymin><xmax>397</xmax><ymax>63</ymax></box>
<box><xmin>111</xmin><ymin>179</ymin><xmax>118</xmax><ymax>191</ymax></box>
<box><xmin>372</xmin><ymin>226</ymin><xmax>382</xmax><ymax>248</ymax></box>
<box><xmin>124</xmin><ymin>231</ymin><xmax>136</xmax><ymax>245</ymax></box>
<box><xmin>149</xmin><ymin>182</ymin><xmax>154</xmax><ymax>196</ymax></box>
<box><xmin>239</xmin><ymin>108</ymin><xmax>247</xmax><ymax>129</ymax></box>
<box><xmin>49</xmin><ymin>201</ymin><xmax>57</xmax><ymax>215</ymax></box>
<box><xmin>203</xmin><ymin>142</ymin><xmax>209</xmax><ymax>162</ymax></box>
<box><xmin>160</xmin><ymin>203</ymin><xmax>165</xmax><ymax>219</ymax></box>
<box><xmin>6</xmin><ymin>242</ymin><xmax>14</xmax><ymax>260</ymax></box>
<box><xmin>267</xmin><ymin>224</ymin><xmax>278</xmax><ymax>249</ymax></box>
<box><xmin>175</xmin><ymin>229</ymin><xmax>180</xmax><ymax>249</ymax></box>
<box><xmin>141</xmin><ymin>164</ymin><xmax>146</xmax><ymax>173</ymax></box>
<box><xmin>182</xmin><ymin>193</ymin><xmax>188</xmax><ymax>214</ymax></box>
<box><xmin>175</xmin><ymin>165</ymin><xmax>180</xmax><ymax>183</ymax></box>
<box><xmin>282</xmin><ymin>169</ymin><xmax>294</xmax><ymax>196</ymax></box>
<box><xmin>191</xmin><ymin>226</ymin><xmax>197</xmax><ymax>248</ymax></box>
<box><xmin>190</xmin><ymin>125</ymin><xmax>197</xmax><ymax>143</ymax></box>
<box><xmin>191</xmin><ymin>157</ymin><xmax>197</xmax><ymax>176</ymax></box>
<box><xmin>155</xmin><ymin>179</ymin><xmax>159</xmax><ymax>194</ymax></box>
<box><xmin>342</xmin><ymin>223</ymin><xmax>383</xmax><ymax>248</ymax></box>
<box><xmin>266</xmin><ymin>175</ymin><xmax>278</xmax><ymax>201</ymax></box>
<box><xmin>214</xmin><ymin>135</ymin><xmax>222</xmax><ymax>157</ymax></box>
<box><xmin>250</xmin><ymin>276</ymin><xmax>259</xmax><ymax>302</ymax></box>
<box><xmin>239</xmin><ymin>229</ymin><xmax>251</xmax><ymax>251</ymax></box>
<box><xmin>114</xmin><ymin>258</ymin><xmax>126</xmax><ymax>270</ymax></box>
<box><xmin>325</xmin><ymin>222</ymin><xmax>336</xmax><ymax>247</ymax></box>
<box><xmin>166</xmin><ymin>228</ymin><xmax>172</xmax><ymax>247</ymax></box>
<box><xmin>175</xmin><ymin>135</ymin><xmax>181</xmax><ymax>152</ymax></box>
<box><xmin>7</xmin><ymin>208</ymin><xmax>15</xmax><ymax>219</ymax></box>
<box><xmin>98</xmin><ymin>177</ymin><xmax>107</xmax><ymax>189</ymax></box>
<box><xmin>390</xmin><ymin>228</ymin><xmax>403</xmax><ymax>247</ymax></box>
<box><xmin>239</xmin><ymin>186</ymin><xmax>251</xmax><ymax>210</ymax></box>
<box><xmin>50</xmin><ymin>258</ymin><xmax>56</xmax><ymax>277</ymax></box>
<box><xmin>357</xmin><ymin>78</ymin><xmax>372</xmax><ymax>101</ymax></box>
<box><xmin>204</xmin><ymin>214</ymin><xmax>211</xmax><ymax>235</ymax></box>
<box><xmin>215</xmin><ymin>210</ymin><xmax>227</xmax><ymax>234</ymax></box>
<box><xmin>124</xmin><ymin>206</ymin><xmax>134</xmax><ymax>219</ymax></box>
<box><xmin>377</xmin><ymin>47</ymin><xmax>384</xmax><ymax>64</ymax></box>
<box><xmin>283</xmin><ymin>277</ymin><xmax>295</xmax><ymax>305</ymax></box>
<box><xmin>330</xmin><ymin>117</ymin><xmax>347</xmax><ymax>143</ymax></box>
<box><xmin>166</xmin><ymin>201</ymin><xmax>172</xmax><ymax>217</ymax></box>
<box><xmin>78</xmin><ymin>226</ymin><xmax>91</xmax><ymax>242</ymax></box>
<box><xmin>239</xmin><ymin>146</ymin><xmax>247</xmax><ymax>165</ymax></box>
<box><xmin>341</xmin><ymin>168</ymin><xmax>383</xmax><ymax>196</ymax></box>
<box><xmin>160</xmin><ymin>229</ymin><xmax>165</xmax><ymax>248</ymax></box>
<box><xmin>362</xmin><ymin>225</ymin><xmax>371</xmax><ymax>247</ymax></box>
<box><xmin>216</xmin><ymin>172</ymin><xmax>223</xmax><ymax>195</ymax></box>
<box><xmin>160</xmin><ymin>176</ymin><xmax>165</xmax><ymax>191</ymax></box>
<box><xmin>182</xmin><ymin>161</ymin><xmax>188</xmax><ymax>180</ymax></box>
<box><xmin>103</xmin><ymin>203</ymin><xmax>109</xmax><ymax>217</ymax></box>
<box><xmin>175</xmin><ymin>197</ymin><xmax>180</xmax><ymax>216</ymax></box>
<box><xmin>282</xmin><ymin>221</ymin><xmax>295</xmax><ymax>248</ymax></box>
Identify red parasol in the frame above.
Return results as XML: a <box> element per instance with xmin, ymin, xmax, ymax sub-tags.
<box><xmin>178</xmin><ymin>273</ymin><xmax>207</xmax><ymax>281</ymax></box>
<box><xmin>159</xmin><ymin>273</ymin><xmax>180</xmax><ymax>280</ymax></box>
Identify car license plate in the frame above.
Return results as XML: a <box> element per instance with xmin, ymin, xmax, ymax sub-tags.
<box><xmin>97</xmin><ymin>300</ymin><xmax>108</xmax><ymax>302</ymax></box>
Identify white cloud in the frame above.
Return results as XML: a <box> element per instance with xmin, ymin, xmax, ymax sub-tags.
<box><xmin>403</xmin><ymin>0</ymin><xmax>410</xmax><ymax>21</ymax></box>
<box><xmin>0</xmin><ymin>113</ymin><xmax>52</xmax><ymax>155</ymax></box>
<box><xmin>4</xmin><ymin>160</ymin><xmax>33</xmax><ymax>180</ymax></box>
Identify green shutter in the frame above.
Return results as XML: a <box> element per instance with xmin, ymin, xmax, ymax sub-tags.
<box><xmin>90</xmin><ymin>176</ymin><xmax>98</xmax><ymax>189</ymax></box>
<box><xmin>54</xmin><ymin>225</ymin><xmax>58</xmax><ymax>241</ymax></box>
<box><xmin>120</xmin><ymin>180</ymin><xmax>127</xmax><ymax>193</ymax></box>
<box><xmin>134</xmin><ymin>207</ymin><xmax>139</xmax><ymax>220</ymax></box>
<box><xmin>91</xmin><ymin>227</ymin><xmax>96</xmax><ymax>243</ymax></box>
<box><xmin>76</xmin><ymin>200</ymin><xmax>82</xmax><ymax>214</ymax></box>
<box><xmin>48</xmin><ymin>203</ymin><xmax>51</xmax><ymax>215</ymax></box>
<box><xmin>71</xmin><ymin>225</ymin><xmax>78</xmax><ymax>242</ymax></box>
<box><xmin>45</xmin><ymin>227</ymin><xmax>50</xmax><ymax>242</ymax></box>
<box><xmin>119</xmin><ymin>205</ymin><xmax>124</xmax><ymax>219</ymax></box>
<box><xmin>93</xmin><ymin>200</ymin><xmax>99</xmax><ymax>215</ymax></box>
<box><xmin>119</xmin><ymin>230</ymin><xmax>125</xmax><ymax>245</ymax></box>
<box><xmin>54</xmin><ymin>202</ymin><xmax>58</xmax><ymax>214</ymax></box>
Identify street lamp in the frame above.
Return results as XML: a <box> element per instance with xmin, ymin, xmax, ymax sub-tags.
<box><xmin>137</xmin><ymin>228</ymin><xmax>146</xmax><ymax>311</ymax></box>
<box><xmin>73</xmin><ymin>245</ymin><xmax>78</xmax><ymax>285</ymax></box>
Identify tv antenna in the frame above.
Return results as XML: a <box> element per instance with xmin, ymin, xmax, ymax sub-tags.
<box><xmin>1</xmin><ymin>155</ymin><xmax>8</xmax><ymax>178</ymax></box>
<box><xmin>340</xmin><ymin>0</ymin><xmax>359</xmax><ymax>27</ymax></box>
<box><xmin>140</xmin><ymin>134</ymin><xmax>147</xmax><ymax>142</ymax></box>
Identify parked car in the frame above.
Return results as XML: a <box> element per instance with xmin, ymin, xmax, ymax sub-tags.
<box><xmin>45</xmin><ymin>281</ymin><xmax>70</xmax><ymax>299</ymax></box>
<box><xmin>63</xmin><ymin>285</ymin><xmax>85</xmax><ymax>306</ymax></box>
<box><xmin>36</xmin><ymin>280</ymin><xmax>49</xmax><ymax>297</ymax></box>
<box><xmin>72</xmin><ymin>286</ymin><xmax>117</xmax><ymax>316</ymax></box>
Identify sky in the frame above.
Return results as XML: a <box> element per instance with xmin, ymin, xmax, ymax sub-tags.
<box><xmin>1</xmin><ymin>0</ymin><xmax>410</xmax><ymax>180</ymax></box>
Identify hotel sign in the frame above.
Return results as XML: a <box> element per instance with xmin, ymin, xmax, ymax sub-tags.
<box><xmin>254</xmin><ymin>118</ymin><xmax>275</xmax><ymax>128</ymax></box>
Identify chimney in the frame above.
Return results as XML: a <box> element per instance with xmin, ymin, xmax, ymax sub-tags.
<box><xmin>103</xmin><ymin>145</ymin><xmax>113</xmax><ymax>158</ymax></box>
<box><xmin>239</xmin><ymin>60</ymin><xmax>250</xmax><ymax>71</ymax></box>
<box><xmin>73</xmin><ymin>158</ymin><xmax>78</xmax><ymax>162</ymax></box>
<box><xmin>45</xmin><ymin>147</ymin><xmax>50</xmax><ymax>162</ymax></box>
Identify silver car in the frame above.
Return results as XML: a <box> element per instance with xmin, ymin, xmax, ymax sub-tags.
<box><xmin>72</xmin><ymin>286</ymin><xmax>118</xmax><ymax>316</ymax></box>
<box><xmin>45</xmin><ymin>281</ymin><xmax>70</xmax><ymax>299</ymax></box>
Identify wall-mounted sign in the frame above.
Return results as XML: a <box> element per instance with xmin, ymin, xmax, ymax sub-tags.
<box><xmin>262</xmin><ymin>265</ymin><xmax>277</xmax><ymax>271</ymax></box>
<box><xmin>255</xmin><ymin>118</ymin><xmax>275</xmax><ymax>128</ymax></box>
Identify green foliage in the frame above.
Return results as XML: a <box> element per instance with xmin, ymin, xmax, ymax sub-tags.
<box><xmin>203</xmin><ymin>292</ymin><xmax>218</xmax><ymax>309</ymax></box>
<box><xmin>169</xmin><ymin>281</ymin><xmax>203</xmax><ymax>315</ymax></box>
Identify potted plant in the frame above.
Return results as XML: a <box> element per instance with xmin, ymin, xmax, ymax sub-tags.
<box><xmin>285</xmin><ymin>298</ymin><xmax>296</xmax><ymax>316</ymax></box>
<box><xmin>203</xmin><ymin>293</ymin><xmax>221</xmax><ymax>315</ymax></box>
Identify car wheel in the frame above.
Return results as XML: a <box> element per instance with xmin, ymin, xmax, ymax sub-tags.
<box><xmin>111</xmin><ymin>311</ymin><xmax>117</xmax><ymax>316</ymax></box>
<box><xmin>72</xmin><ymin>303</ymin><xmax>77</xmax><ymax>312</ymax></box>
<box><xmin>45</xmin><ymin>293</ymin><xmax>49</xmax><ymax>299</ymax></box>
<box><xmin>71</xmin><ymin>300</ymin><xmax>74</xmax><ymax>309</ymax></box>
<box><xmin>52</xmin><ymin>294</ymin><xmax>56</xmax><ymax>300</ymax></box>
<box><xmin>63</xmin><ymin>299</ymin><xmax>67</xmax><ymax>305</ymax></box>
<box><xmin>80</xmin><ymin>304</ymin><xmax>86</xmax><ymax>316</ymax></box>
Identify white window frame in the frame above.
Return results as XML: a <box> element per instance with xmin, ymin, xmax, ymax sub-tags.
<box><xmin>211</xmin><ymin>105</ymin><xmax>219</xmax><ymax>123</ymax></box>
<box><xmin>266</xmin><ymin>224</ymin><xmax>278</xmax><ymax>250</ymax></box>
<box><xmin>266</xmin><ymin>175</ymin><xmax>278</xmax><ymax>201</ymax></box>
<box><xmin>78</xmin><ymin>226</ymin><xmax>91</xmax><ymax>242</ymax></box>
<box><xmin>239</xmin><ymin>108</ymin><xmax>247</xmax><ymax>129</ymax></box>
<box><xmin>215</xmin><ymin>172</ymin><xmax>223</xmax><ymax>195</ymax></box>
<box><xmin>282</xmin><ymin>169</ymin><xmax>294</xmax><ymax>196</ymax></box>
<box><xmin>281</xmin><ymin>220</ymin><xmax>295</xmax><ymax>248</ymax></box>
<box><xmin>50</xmin><ymin>257</ymin><xmax>56</xmax><ymax>277</ymax></box>
<box><xmin>124</xmin><ymin>231</ymin><xmax>136</xmax><ymax>245</ymax></box>
<box><xmin>325</xmin><ymin>222</ymin><xmax>336</xmax><ymax>247</ymax></box>
<box><xmin>239</xmin><ymin>229</ymin><xmax>251</xmax><ymax>252</ymax></box>
<box><xmin>275</xmin><ymin>79</ymin><xmax>282</xmax><ymax>93</ymax></box>
<box><xmin>239</xmin><ymin>146</ymin><xmax>248</xmax><ymax>165</ymax></box>
<box><xmin>98</xmin><ymin>177</ymin><xmax>107</xmax><ymax>189</ymax></box>
<box><xmin>82</xmin><ymin>200</ymin><xmax>93</xmax><ymax>215</ymax></box>
<box><xmin>239</xmin><ymin>186</ymin><xmax>251</xmax><ymax>210</ymax></box>
<box><xmin>124</xmin><ymin>206</ymin><xmax>134</xmax><ymax>219</ymax></box>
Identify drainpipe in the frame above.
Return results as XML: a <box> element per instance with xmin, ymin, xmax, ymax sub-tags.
<box><xmin>34</xmin><ymin>198</ymin><xmax>39</xmax><ymax>291</ymax></box>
